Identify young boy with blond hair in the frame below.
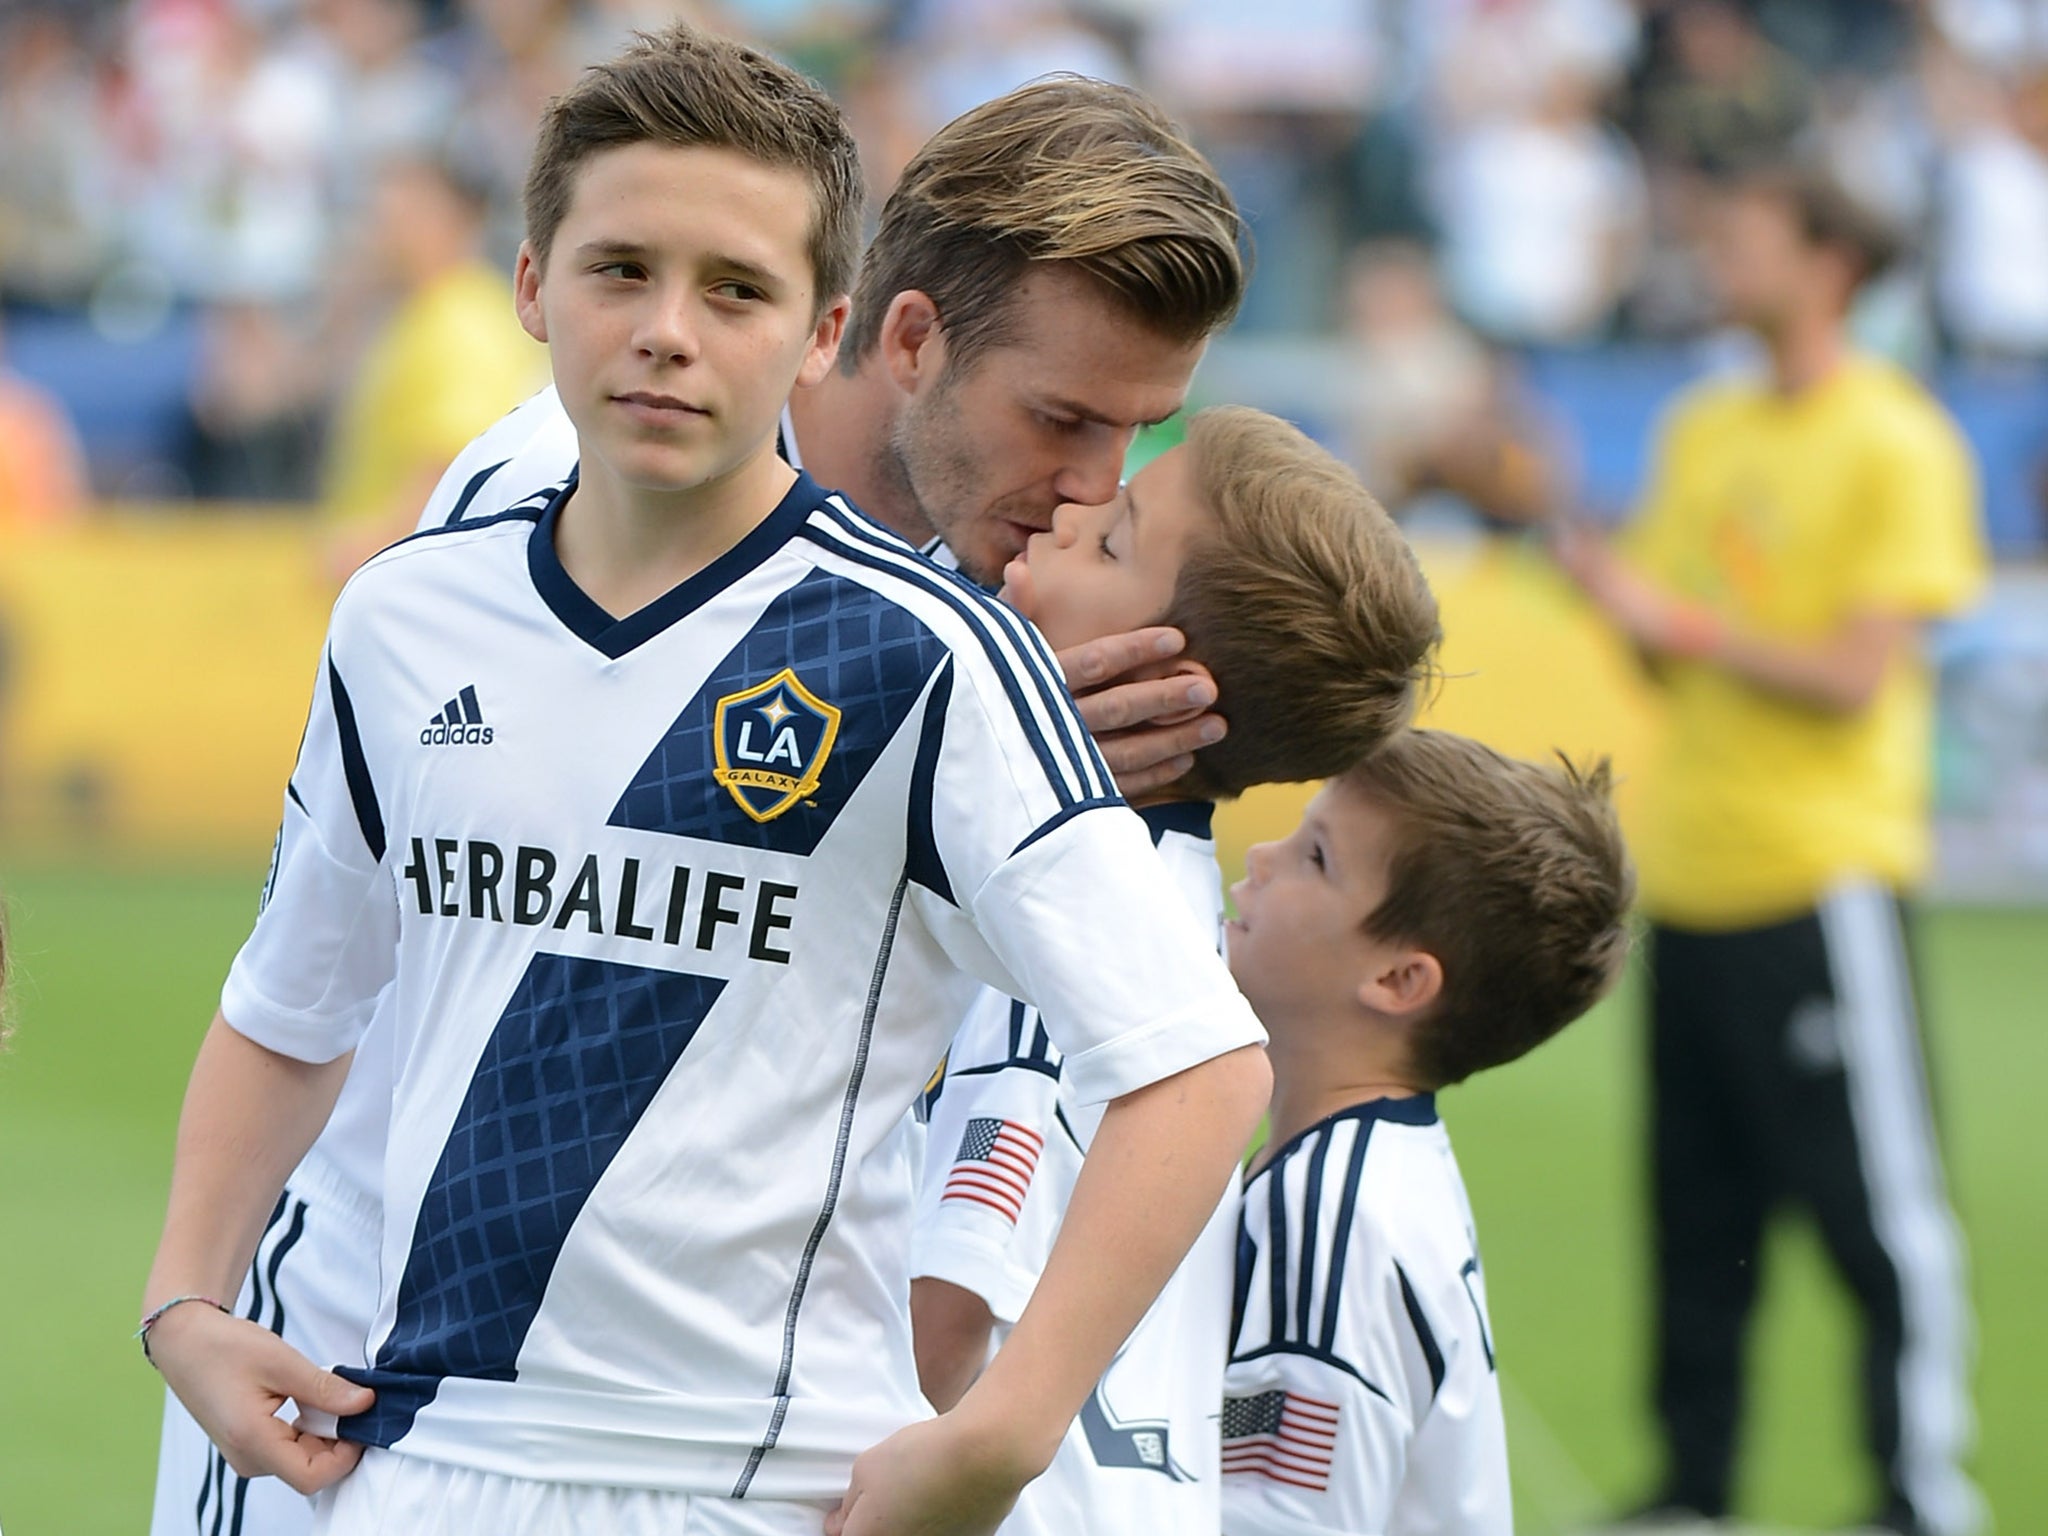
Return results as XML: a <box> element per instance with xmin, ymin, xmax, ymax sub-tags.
<box><xmin>1221</xmin><ymin>730</ymin><xmax>1634</xmax><ymax>1536</ymax></box>
<box><xmin>911</xmin><ymin>403</ymin><xmax>1442</xmax><ymax>1536</ymax></box>
<box><xmin>139</xmin><ymin>24</ymin><xmax>1268</xmax><ymax>1536</ymax></box>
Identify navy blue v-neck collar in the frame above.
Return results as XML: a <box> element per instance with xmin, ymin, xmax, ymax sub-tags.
<box><xmin>1137</xmin><ymin>800</ymin><xmax>1215</xmax><ymax>845</ymax></box>
<box><xmin>1253</xmin><ymin>1093</ymin><xmax>1441</xmax><ymax>1185</ymax></box>
<box><xmin>528</xmin><ymin>468</ymin><xmax>825</xmax><ymax>659</ymax></box>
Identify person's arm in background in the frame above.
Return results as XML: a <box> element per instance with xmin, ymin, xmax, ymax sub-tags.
<box><xmin>1550</xmin><ymin>386</ymin><xmax>1985</xmax><ymax>717</ymax></box>
<box><xmin>1552</xmin><ymin>519</ymin><xmax>1916</xmax><ymax>715</ymax></box>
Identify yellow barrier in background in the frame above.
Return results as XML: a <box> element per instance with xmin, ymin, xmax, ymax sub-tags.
<box><xmin>0</xmin><ymin>514</ymin><xmax>1663</xmax><ymax>874</ymax></box>
<box><xmin>1215</xmin><ymin>536</ymin><xmax>1662</xmax><ymax>881</ymax></box>
<box><xmin>0</xmin><ymin>511</ymin><xmax>332</xmax><ymax>857</ymax></box>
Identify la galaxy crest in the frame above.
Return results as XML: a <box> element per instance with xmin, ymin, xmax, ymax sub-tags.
<box><xmin>713</xmin><ymin>669</ymin><xmax>841</xmax><ymax>823</ymax></box>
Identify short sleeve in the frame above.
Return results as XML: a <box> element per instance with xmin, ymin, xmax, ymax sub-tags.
<box><xmin>907</xmin><ymin>639</ymin><xmax>1264</xmax><ymax>1105</ymax></box>
<box><xmin>1835</xmin><ymin>407</ymin><xmax>1987</xmax><ymax>620</ymax></box>
<box><xmin>221</xmin><ymin>643</ymin><xmax>400</xmax><ymax>1062</ymax></box>
<box><xmin>910</xmin><ymin>990</ymin><xmax>1070</xmax><ymax>1324</ymax></box>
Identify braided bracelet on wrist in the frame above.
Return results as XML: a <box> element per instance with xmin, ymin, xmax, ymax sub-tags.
<box><xmin>136</xmin><ymin>1294</ymin><xmax>230</xmax><ymax>1366</ymax></box>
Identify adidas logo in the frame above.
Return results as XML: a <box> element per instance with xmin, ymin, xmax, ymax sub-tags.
<box><xmin>420</xmin><ymin>685</ymin><xmax>495</xmax><ymax>746</ymax></box>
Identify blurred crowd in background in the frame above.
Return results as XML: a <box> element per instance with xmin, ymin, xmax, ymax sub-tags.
<box><xmin>3</xmin><ymin>0</ymin><xmax>2048</xmax><ymax>551</ymax></box>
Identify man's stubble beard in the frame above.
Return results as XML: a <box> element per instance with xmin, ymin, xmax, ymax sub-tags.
<box><xmin>884</xmin><ymin>380</ymin><xmax>1003</xmax><ymax>586</ymax></box>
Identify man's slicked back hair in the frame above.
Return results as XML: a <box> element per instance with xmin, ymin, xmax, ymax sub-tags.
<box><xmin>522</xmin><ymin>22</ymin><xmax>863</xmax><ymax>305</ymax></box>
<box><xmin>844</xmin><ymin>75</ymin><xmax>1246</xmax><ymax>369</ymax></box>
<box><xmin>1343</xmin><ymin>732</ymin><xmax>1635</xmax><ymax>1088</ymax></box>
<box><xmin>1165</xmin><ymin>406</ymin><xmax>1441</xmax><ymax>800</ymax></box>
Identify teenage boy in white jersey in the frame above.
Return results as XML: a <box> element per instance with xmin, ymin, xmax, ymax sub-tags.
<box><xmin>149</xmin><ymin>73</ymin><xmax>1254</xmax><ymax>1536</ymax></box>
<box><xmin>1220</xmin><ymin>731</ymin><xmax>1633</xmax><ymax>1536</ymax></box>
<box><xmin>910</xmin><ymin>405</ymin><xmax>1440</xmax><ymax>1536</ymax></box>
<box><xmin>140</xmin><ymin>26</ymin><xmax>1268</xmax><ymax>1536</ymax></box>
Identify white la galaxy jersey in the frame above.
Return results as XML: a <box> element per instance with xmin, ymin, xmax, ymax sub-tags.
<box><xmin>913</xmin><ymin>802</ymin><xmax>1238</xmax><ymax>1536</ymax></box>
<box><xmin>1222</xmin><ymin>1097</ymin><xmax>1510</xmax><ymax>1536</ymax></box>
<box><xmin>213</xmin><ymin>390</ymin><xmax>790</xmax><ymax>1364</ymax></box>
<box><xmin>230</xmin><ymin>469</ymin><xmax>1263</xmax><ymax>1498</ymax></box>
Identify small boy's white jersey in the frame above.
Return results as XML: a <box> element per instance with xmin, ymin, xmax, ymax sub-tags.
<box><xmin>913</xmin><ymin>802</ymin><xmax>1237</xmax><ymax>1536</ymax></box>
<box><xmin>1222</xmin><ymin>1098</ymin><xmax>1511</xmax><ymax>1536</ymax></box>
<box><xmin>228</xmin><ymin>471</ymin><xmax>1263</xmax><ymax>1498</ymax></box>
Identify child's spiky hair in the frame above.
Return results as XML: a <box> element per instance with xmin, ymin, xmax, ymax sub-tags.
<box><xmin>1166</xmin><ymin>406</ymin><xmax>1442</xmax><ymax>799</ymax></box>
<box><xmin>1341</xmin><ymin>730</ymin><xmax>1635</xmax><ymax>1086</ymax></box>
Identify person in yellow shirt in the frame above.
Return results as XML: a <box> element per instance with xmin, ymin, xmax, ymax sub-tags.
<box><xmin>1559</xmin><ymin>167</ymin><xmax>1986</xmax><ymax>1536</ymax></box>
<box><xmin>320</xmin><ymin>150</ymin><xmax>547</xmax><ymax>576</ymax></box>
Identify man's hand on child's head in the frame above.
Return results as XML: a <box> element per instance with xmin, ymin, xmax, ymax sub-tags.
<box><xmin>148</xmin><ymin>1302</ymin><xmax>375</xmax><ymax>1493</ymax></box>
<box><xmin>826</xmin><ymin>1408</ymin><xmax>1042</xmax><ymax>1536</ymax></box>
<box><xmin>1055</xmin><ymin>626</ymin><xmax>1226</xmax><ymax>798</ymax></box>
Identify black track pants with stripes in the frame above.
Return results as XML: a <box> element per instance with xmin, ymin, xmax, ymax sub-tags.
<box><xmin>1644</xmin><ymin>885</ymin><xmax>1978</xmax><ymax>1535</ymax></box>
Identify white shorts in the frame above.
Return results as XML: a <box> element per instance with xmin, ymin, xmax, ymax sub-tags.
<box><xmin>151</xmin><ymin>1156</ymin><xmax>382</xmax><ymax>1536</ymax></box>
<box><xmin>313</xmin><ymin>1451</ymin><xmax>836</xmax><ymax>1536</ymax></box>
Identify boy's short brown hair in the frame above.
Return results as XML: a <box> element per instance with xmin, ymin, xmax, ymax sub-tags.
<box><xmin>1166</xmin><ymin>406</ymin><xmax>1440</xmax><ymax>799</ymax></box>
<box><xmin>522</xmin><ymin>22</ymin><xmax>863</xmax><ymax>305</ymax></box>
<box><xmin>1342</xmin><ymin>731</ymin><xmax>1634</xmax><ymax>1088</ymax></box>
<box><xmin>844</xmin><ymin>75</ymin><xmax>1245</xmax><ymax>370</ymax></box>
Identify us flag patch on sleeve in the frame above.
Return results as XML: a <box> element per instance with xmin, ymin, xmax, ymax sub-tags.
<box><xmin>1221</xmin><ymin>1389</ymin><xmax>1340</xmax><ymax>1490</ymax></box>
<box><xmin>940</xmin><ymin>1116</ymin><xmax>1044</xmax><ymax>1224</ymax></box>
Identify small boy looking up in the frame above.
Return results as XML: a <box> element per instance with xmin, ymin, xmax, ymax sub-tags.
<box><xmin>912</xmin><ymin>404</ymin><xmax>1442</xmax><ymax>1536</ymax></box>
<box><xmin>1221</xmin><ymin>730</ymin><xmax>1634</xmax><ymax>1536</ymax></box>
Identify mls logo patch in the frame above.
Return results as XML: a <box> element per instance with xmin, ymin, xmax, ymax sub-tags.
<box><xmin>712</xmin><ymin>668</ymin><xmax>842</xmax><ymax>823</ymax></box>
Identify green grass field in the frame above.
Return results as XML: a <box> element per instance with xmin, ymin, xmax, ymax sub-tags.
<box><xmin>0</xmin><ymin>862</ymin><xmax>2041</xmax><ymax>1535</ymax></box>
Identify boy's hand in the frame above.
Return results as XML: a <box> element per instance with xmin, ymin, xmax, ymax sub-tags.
<box><xmin>147</xmin><ymin>1301</ymin><xmax>375</xmax><ymax>1493</ymax></box>
<box><xmin>1055</xmin><ymin>626</ymin><xmax>1225</xmax><ymax>798</ymax></box>
<box><xmin>825</xmin><ymin>1410</ymin><xmax>1042</xmax><ymax>1536</ymax></box>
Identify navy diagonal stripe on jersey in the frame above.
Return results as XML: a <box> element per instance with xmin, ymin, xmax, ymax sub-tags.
<box><xmin>1396</xmin><ymin>1260</ymin><xmax>1447</xmax><ymax>1399</ymax></box>
<box><xmin>441</xmin><ymin>457</ymin><xmax>510</xmax><ymax>526</ymax></box>
<box><xmin>327</xmin><ymin>658</ymin><xmax>384</xmax><ymax>862</ymax></box>
<box><xmin>608</xmin><ymin>567</ymin><xmax>951</xmax><ymax>856</ymax></box>
<box><xmin>810</xmin><ymin>503</ymin><xmax>1110</xmax><ymax>802</ymax></box>
<box><xmin>800</xmin><ymin>513</ymin><xmax>1091</xmax><ymax>807</ymax></box>
<box><xmin>1268</xmin><ymin>1140</ymin><xmax>1290</xmax><ymax>1345</ymax></box>
<box><xmin>903</xmin><ymin>657</ymin><xmax>954</xmax><ymax>902</ymax></box>
<box><xmin>339</xmin><ymin>955</ymin><xmax>725</xmax><ymax>1445</ymax></box>
<box><xmin>1322</xmin><ymin>1118</ymin><xmax>1374</xmax><ymax>1352</ymax></box>
<box><xmin>810</xmin><ymin>503</ymin><xmax>1114</xmax><ymax>801</ymax></box>
<box><xmin>1297</xmin><ymin>1124</ymin><xmax>1333</xmax><ymax>1343</ymax></box>
<box><xmin>392</xmin><ymin>499</ymin><xmax>552</xmax><ymax>552</ymax></box>
<box><xmin>800</xmin><ymin>508</ymin><xmax>1112</xmax><ymax>809</ymax></box>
